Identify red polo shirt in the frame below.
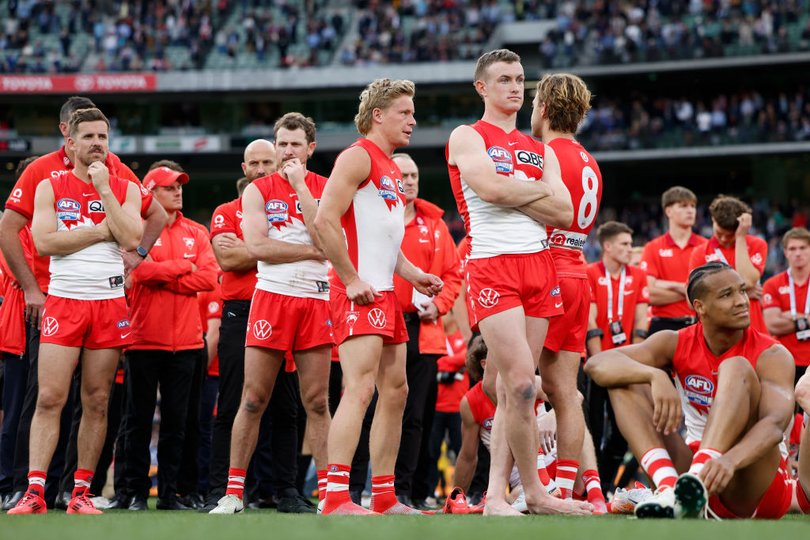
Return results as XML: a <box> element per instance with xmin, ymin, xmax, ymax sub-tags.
<box><xmin>762</xmin><ymin>271</ymin><xmax>810</xmax><ymax>366</ymax></box>
<box><xmin>587</xmin><ymin>262</ymin><xmax>649</xmax><ymax>351</ymax></box>
<box><xmin>640</xmin><ymin>232</ymin><xmax>707</xmax><ymax>318</ymax></box>
<box><xmin>210</xmin><ymin>197</ymin><xmax>257</xmax><ymax>301</ymax></box>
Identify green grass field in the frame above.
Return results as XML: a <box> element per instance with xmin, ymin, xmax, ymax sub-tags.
<box><xmin>1</xmin><ymin>511</ymin><xmax>807</xmax><ymax>540</ymax></box>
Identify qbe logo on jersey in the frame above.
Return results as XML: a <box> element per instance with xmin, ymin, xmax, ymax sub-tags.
<box><xmin>265</xmin><ymin>200</ymin><xmax>288</xmax><ymax>223</ymax></box>
<box><xmin>367</xmin><ymin>308</ymin><xmax>387</xmax><ymax>329</ymax></box>
<box><xmin>516</xmin><ymin>150</ymin><xmax>543</xmax><ymax>169</ymax></box>
<box><xmin>487</xmin><ymin>146</ymin><xmax>513</xmax><ymax>174</ymax></box>
<box><xmin>56</xmin><ymin>198</ymin><xmax>81</xmax><ymax>221</ymax></box>
<box><xmin>253</xmin><ymin>320</ymin><xmax>273</xmax><ymax>340</ymax></box>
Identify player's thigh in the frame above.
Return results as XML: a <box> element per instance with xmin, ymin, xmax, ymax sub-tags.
<box><xmin>37</xmin><ymin>343</ymin><xmax>81</xmax><ymax>406</ymax></box>
<box><xmin>79</xmin><ymin>347</ymin><xmax>121</xmax><ymax>400</ymax></box>
<box><xmin>478</xmin><ymin>306</ymin><xmax>533</xmax><ymax>380</ymax></box>
<box><xmin>294</xmin><ymin>345</ymin><xmax>331</xmax><ymax>406</ymax></box>
<box><xmin>339</xmin><ymin>334</ymin><xmax>384</xmax><ymax>387</ymax></box>
<box><xmin>376</xmin><ymin>342</ymin><xmax>407</xmax><ymax>392</ymax></box>
<box><xmin>243</xmin><ymin>346</ymin><xmax>284</xmax><ymax>402</ymax></box>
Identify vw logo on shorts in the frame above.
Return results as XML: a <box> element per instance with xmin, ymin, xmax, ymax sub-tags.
<box><xmin>367</xmin><ymin>308</ymin><xmax>387</xmax><ymax>329</ymax></box>
<box><xmin>42</xmin><ymin>317</ymin><xmax>60</xmax><ymax>337</ymax></box>
<box><xmin>253</xmin><ymin>320</ymin><xmax>273</xmax><ymax>340</ymax></box>
<box><xmin>478</xmin><ymin>288</ymin><xmax>500</xmax><ymax>308</ymax></box>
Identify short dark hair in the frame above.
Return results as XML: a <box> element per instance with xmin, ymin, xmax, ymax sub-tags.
<box><xmin>236</xmin><ymin>177</ymin><xmax>249</xmax><ymax>196</ymax></box>
<box><xmin>67</xmin><ymin>108</ymin><xmax>109</xmax><ymax>137</ymax></box>
<box><xmin>60</xmin><ymin>96</ymin><xmax>96</xmax><ymax>124</ymax></box>
<box><xmin>16</xmin><ymin>155</ymin><xmax>39</xmax><ymax>180</ymax></box>
<box><xmin>661</xmin><ymin>186</ymin><xmax>697</xmax><ymax>209</ymax></box>
<box><xmin>274</xmin><ymin>112</ymin><xmax>317</xmax><ymax>144</ymax></box>
<box><xmin>474</xmin><ymin>49</ymin><xmax>520</xmax><ymax>82</ymax></box>
<box><xmin>709</xmin><ymin>195</ymin><xmax>751</xmax><ymax>231</ymax></box>
<box><xmin>596</xmin><ymin>221</ymin><xmax>633</xmax><ymax>246</ymax></box>
<box><xmin>149</xmin><ymin>159</ymin><xmax>185</xmax><ymax>173</ymax></box>
<box><xmin>465</xmin><ymin>336</ymin><xmax>488</xmax><ymax>383</ymax></box>
<box><xmin>686</xmin><ymin>261</ymin><xmax>733</xmax><ymax>305</ymax></box>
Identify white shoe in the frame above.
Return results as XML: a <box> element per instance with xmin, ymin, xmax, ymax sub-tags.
<box><xmin>209</xmin><ymin>494</ymin><xmax>244</xmax><ymax>514</ymax></box>
<box><xmin>511</xmin><ymin>492</ymin><xmax>528</xmax><ymax>513</ymax></box>
<box><xmin>89</xmin><ymin>496</ymin><xmax>111</xmax><ymax>510</ymax></box>
<box><xmin>317</xmin><ymin>498</ymin><xmax>325</xmax><ymax>514</ymax></box>
<box><xmin>674</xmin><ymin>473</ymin><xmax>708</xmax><ymax>519</ymax></box>
<box><xmin>611</xmin><ymin>485</ymin><xmax>653</xmax><ymax>514</ymax></box>
<box><xmin>634</xmin><ymin>487</ymin><xmax>675</xmax><ymax>519</ymax></box>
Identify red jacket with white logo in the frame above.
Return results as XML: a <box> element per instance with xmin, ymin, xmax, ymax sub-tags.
<box><xmin>394</xmin><ymin>199</ymin><xmax>462</xmax><ymax>354</ymax></box>
<box><xmin>128</xmin><ymin>213</ymin><xmax>218</xmax><ymax>351</ymax></box>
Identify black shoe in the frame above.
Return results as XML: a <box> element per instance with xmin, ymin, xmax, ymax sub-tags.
<box><xmin>177</xmin><ymin>493</ymin><xmax>204</xmax><ymax>510</ymax></box>
<box><xmin>411</xmin><ymin>498</ymin><xmax>436</xmax><ymax>511</ymax></box>
<box><xmin>349</xmin><ymin>490</ymin><xmax>362</xmax><ymax>506</ymax></box>
<box><xmin>156</xmin><ymin>498</ymin><xmax>192</xmax><ymax>511</ymax></box>
<box><xmin>396</xmin><ymin>494</ymin><xmax>413</xmax><ymax>507</ymax></box>
<box><xmin>106</xmin><ymin>494</ymin><xmax>131</xmax><ymax>510</ymax></box>
<box><xmin>54</xmin><ymin>491</ymin><xmax>71</xmax><ymax>510</ymax></box>
<box><xmin>2</xmin><ymin>491</ymin><xmax>24</xmax><ymax>511</ymax></box>
<box><xmin>128</xmin><ymin>496</ymin><xmax>148</xmax><ymax>511</ymax></box>
<box><xmin>247</xmin><ymin>496</ymin><xmax>276</xmax><ymax>510</ymax></box>
<box><xmin>276</xmin><ymin>494</ymin><xmax>316</xmax><ymax>514</ymax></box>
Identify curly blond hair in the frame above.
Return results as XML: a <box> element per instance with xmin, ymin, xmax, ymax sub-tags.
<box><xmin>354</xmin><ymin>78</ymin><xmax>416</xmax><ymax>136</ymax></box>
<box><xmin>535</xmin><ymin>73</ymin><xmax>592</xmax><ymax>134</ymax></box>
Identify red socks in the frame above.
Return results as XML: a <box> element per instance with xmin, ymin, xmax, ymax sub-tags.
<box><xmin>688</xmin><ymin>448</ymin><xmax>722</xmax><ymax>476</ymax></box>
<box><xmin>322</xmin><ymin>463</ymin><xmax>352</xmax><ymax>512</ymax></box>
<box><xmin>27</xmin><ymin>470</ymin><xmax>47</xmax><ymax>498</ymax></box>
<box><xmin>317</xmin><ymin>469</ymin><xmax>327</xmax><ymax>502</ymax></box>
<box><xmin>72</xmin><ymin>468</ymin><xmax>94</xmax><ymax>498</ymax></box>
<box><xmin>640</xmin><ymin>447</ymin><xmax>678</xmax><ymax>490</ymax></box>
<box><xmin>555</xmin><ymin>459</ymin><xmax>579</xmax><ymax>499</ymax></box>
<box><xmin>370</xmin><ymin>474</ymin><xmax>397</xmax><ymax>513</ymax></box>
<box><xmin>225</xmin><ymin>467</ymin><xmax>247</xmax><ymax>499</ymax></box>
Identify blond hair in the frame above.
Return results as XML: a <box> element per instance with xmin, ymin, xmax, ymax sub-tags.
<box><xmin>68</xmin><ymin>108</ymin><xmax>109</xmax><ymax>137</ymax></box>
<box><xmin>354</xmin><ymin>78</ymin><xmax>416</xmax><ymax>136</ymax></box>
<box><xmin>535</xmin><ymin>73</ymin><xmax>591</xmax><ymax>134</ymax></box>
<box><xmin>783</xmin><ymin>227</ymin><xmax>810</xmax><ymax>249</ymax></box>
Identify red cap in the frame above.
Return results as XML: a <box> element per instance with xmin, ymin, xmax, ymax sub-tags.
<box><xmin>143</xmin><ymin>166</ymin><xmax>189</xmax><ymax>191</ymax></box>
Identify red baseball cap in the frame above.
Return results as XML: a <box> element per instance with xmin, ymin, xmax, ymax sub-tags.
<box><xmin>143</xmin><ymin>166</ymin><xmax>189</xmax><ymax>191</ymax></box>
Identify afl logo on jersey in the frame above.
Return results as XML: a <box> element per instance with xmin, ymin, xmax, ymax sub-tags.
<box><xmin>56</xmin><ymin>198</ymin><xmax>81</xmax><ymax>221</ymax></box>
<box><xmin>379</xmin><ymin>176</ymin><xmax>398</xmax><ymax>201</ymax></box>
<box><xmin>685</xmin><ymin>375</ymin><xmax>714</xmax><ymax>395</ymax></box>
<box><xmin>483</xmin><ymin>418</ymin><xmax>493</xmax><ymax>430</ymax></box>
<box><xmin>516</xmin><ymin>150</ymin><xmax>544</xmax><ymax>169</ymax></box>
<box><xmin>265</xmin><ymin>200</ymin><xmax>289</xmax><ymax>222</ymax></box>
<box><xmin>487</xmin><ymin>146</ymin><xmax>513</xmax><ymax>173</ymax></box>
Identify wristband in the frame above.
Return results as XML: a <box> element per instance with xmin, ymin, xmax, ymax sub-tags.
<box><xmin>634</xmin><ymin>329</ymin><xmax>649</xmax><ymax>339</ymax></box>
<box><xmin>135</xmin><ymin>245</ymin><xmax>149</xmax><ymax>258</ymax></box>
<box><xmin>586</xmin><ymin>329</ymin><xmax>604</xmax><ymax>340</ymax></box>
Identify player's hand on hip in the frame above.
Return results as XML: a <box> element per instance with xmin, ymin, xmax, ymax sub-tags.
<box><xmin>23</xmin><ymin>287</ymin><xmax>46</xmax><ymax>329</ymax></box>
<box><xmin>650</xmin><ymin>370</ymin><xmax>682</xmax><ymax>436</ymax></box>
<box><xmin>700</xmin><ymin>455</ymin><xmax>735</xmax><ymax>495</ymax></box>
<box><xmin>346</xmin><ymin>277</ymin><xmax>380</xmax><ymax>306</ymax></box>
<box><xmin>735</xmin><ymin>212</ymin><xmax>752</xmax><ymax>238</ymax></box>
<box><xmin>88</xmin><ymin>161</ymin><xmax>111</xmax><ymax>191</ymax></box>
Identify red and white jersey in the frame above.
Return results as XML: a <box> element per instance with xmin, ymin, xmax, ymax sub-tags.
<box><xmin>465</xmin><ymin>382</ymin><xmax>496</xmax><ymax>450</ymax></box>
<box><xmin>253</xmin><ymin>171</ymin><xmax>329</xmax><ymax>299</ymax></box>
<box><xmin>332</xmin><ymin>138</ymin><xmax>406</xmax><ymax>292</ymax></box>
<box><xmin>447</xmin><ymin>120</ymin><xmax>549</xmax><ymax>259</ymax></box>
<box><xmin>545</xmin><ymin>138</ymin><xmax>602</xmax><ymax>279</ymax></box>
<box><xmin>673</xmin><ymin>323</ymin><xmax>782</xmax><ymax>454</ymax></box>
<box><xmin>47</xmin><ymin>172</ymin><xmax>130</xmax><ymax>300</ymax></box>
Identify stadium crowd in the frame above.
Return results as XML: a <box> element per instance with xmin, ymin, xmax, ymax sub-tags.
<box><xmin>0</xmin><ymin>48</ymin><xmax>809</xmax><ymax>520</ymax></box>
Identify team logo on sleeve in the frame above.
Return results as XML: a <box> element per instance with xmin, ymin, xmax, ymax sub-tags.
<box><xmin>487</xmin><ymin>146</ymin><xmax>513</xmax><ymax>173</ymax></box>
<box><xmin>213</xmin><ymin>214</ymin><xmax>225</xmax><ymax>229</ymax></box>
<box><xmin>265</xmin><ymin>200</ymin><xmax>290</xmax><ymax>229</ymax></box>
<box><xmin>56</xmin><ymin>198</ymin><xmax>81</xmax><ymax>221</ymax></box>
<box><xmin>751</xmin><ymin>253</ymin><xmax>763</xmax><ymax>266</ymax></box>
<box><xmin>8</xmin><ymin>188</ymin><xmax>23</xmax><ymax>204</ymax></box>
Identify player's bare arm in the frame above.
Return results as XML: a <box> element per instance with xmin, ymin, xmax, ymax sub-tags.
<box><xmin>448</xmin><ymin>125</ymin><xmax>552</xmax><ymax>207</ymax></box>
<box><xmin>91</xmin><ymin>167</ymin><xmax>143</xmax><ymax>251</ymax></box>
<box><xmin>241</xmin><ymin>182</ymin><xmax>324</xmax><ymax>264</ymax></box>
<box><xmin>517</xmin><ymin>146</ymin><xmax>574</xmax><ymax>228</ymax></box>
<box><xmin>212</xmin><ymin>233</ymin><xmax>256</xmax><ymax>272</ymax></box>
<box><xmin>453</xmin><ymin>396</ymin><xmax>481</xmax><ymax>492</ymax></box>
<box><xmin>702</xmin><ymin>344</ymin><xmax>795</xmax><ymax>494</ymax></box>
<box><xmin>0</xmin><ymin>208</ymin><xmax>46</xmax><ymax>325</ymax></box>
<box><xmin>585</xmin><ymin>330</ymin><xmax>682</xmax><ymax>435</ymax></box>
<box><xmin>394</xmin><ymin>250</ymin><xmax>443</xmax><ymax>297</ymax></box>
<box><xmin>31</xmin><ymin>181</ymin><xmax>111</xmax><ymax>257</ymax></box>
<box><xmin>633</xmin><ymin>301</ymin><xmax>650</xmax><ymax>344</ymax></box>
<box><xmin>314</xmin><ymin>146</ymin><xmax>379</xmax><ymax>304</ymax></box>
<box><xmin>647</xmin><ymin>275</ymin><xmax>688</xmax><ymax>305</ymax></box>
<box><xmin>763</xmin><ymin>306</ymin><xmax>798</xmax><ymax>335</ymax></box>
<box><xmin>585</xmin><ymin>302</ymin><xmax>602</xmax><ymax>356</ymax></box>
<box><xmin>122</xmin><ymin>198</ymin><xmax>168</xmax><ymax>272</ymax></box>
<box><xmin>282</xmin><ymin>157</ymin><xmax>322</xmax><ymax>250</ymax></box>
<box><xmin>733</xmin><ymin>212</ymin><xmax>761</xmax><ymax>288</ymax></box>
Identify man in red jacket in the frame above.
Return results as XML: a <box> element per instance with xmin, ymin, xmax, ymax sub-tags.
<box><xmin>122</xmin><ymin>161</ymin><xmax>217</xmax><ymax>511</ymax></box>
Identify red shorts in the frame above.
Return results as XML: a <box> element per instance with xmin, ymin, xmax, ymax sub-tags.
<box><xmin>795</xmin><ymin>479</ymin><xmax>810</xmax><ymax>514</ymax></box>
<box><xmin>40</xmin><ymin>296</ymin><xmax>131</xmax><ymax>349</ymax></box>
<box><xmin>330</xmin><ymin>289</ymin><xmax>407</xmax><ymax>346</ymax></box>
<box><xmin>544</xmin><ymin>276</ymin><xmax>590</xmax><ymax>354</ymax></box>
<box><xmin>245</xmin><ymin>289</ymin><xmax>333</xmax><ymax>352</ymax></box>
<box><xmin>465</xmin><ymin>251</ymin><xmax>563</xmax><ymax>331</ymax></box>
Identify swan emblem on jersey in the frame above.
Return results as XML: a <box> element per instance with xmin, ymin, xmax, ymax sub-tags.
<box><xmin>487</xmin><ymin>146</ymin><xmax>513</xmax><ymax>174</ymax></box>
<box><xmin>265</xmin><ymin>199</ymin><xmax>291</xmax><ymax>230</ymax></box>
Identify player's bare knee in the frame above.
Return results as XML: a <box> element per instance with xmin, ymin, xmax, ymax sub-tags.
<box><xmin>506</xmin><ymin>378</ymin><xmax>536</xmax><ymax>402</ymax></box>
<box><xmin>303</xmin><ymin>390</ymin><xmax>328</xmax><ymax>417</ymax></box>
<box><xmin>242</xmin><ymin>391</ymin><xmax>269</xmax><ymax>414</ymax></box>
<box><xmin>718</xmin><ymin>356</ymin><xmax>757</xmax><ymax>385</ymax></box>
<box><xmin>380</xmin><ymin>380</ymin><xmax>408</xmax><ymax>407</ymax></box>
<box><xmin>36</xmin><ymin>389</ymin><xmax>67</xmax><ymax>413</ymax></box>
<box><xmin>83</xmin><ymin>392</ymin><xmax>109</xmax><ymax>418</ymax></box>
